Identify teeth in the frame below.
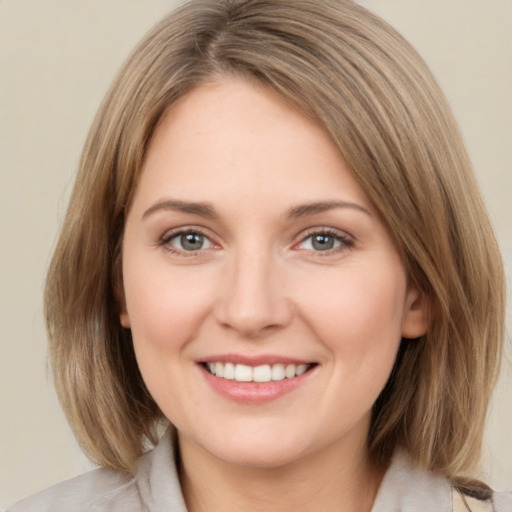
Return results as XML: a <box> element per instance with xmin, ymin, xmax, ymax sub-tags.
<box><xmin>296</xmin><ymin>364</ymin><xmax>308</xmax><ymax>376</ymax></box>
<box><xmin>285</xmin><ymin>364</ymin><xmax>296</xmax><ymax>378</ymax></box>
<box><xmin>205</xmin><ymin>362</ymin><xmax>312</xmax><ymax>382</ymax></box>
<box><xmin>253</xmin><ymin>364</ymin><xmax>272</xmax><ymax>382</ymax></box>
<box><xmin>215</xmin><ymin>362</ymin><xmax>224</xmax><ymax>378</ymax></box>
<box><xmin>271</xmin><ymin>363</ymin><xmax>285</xmax><ymax>381</ymax></box>
<box><xmin>235</xmin><ymin>364</ymin><xmax>253</xmax><ymax>382</ymax></box>
<box><xmin>223</xmin><ymin>362</ymin><xmax>235</xmax><ymax>380</ymax></box>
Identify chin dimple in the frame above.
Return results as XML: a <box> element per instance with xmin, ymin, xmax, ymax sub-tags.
<box><xmin>204</xmin><ymin>362</ymin><xmax>312</xmax><ymax>382</ymax></box>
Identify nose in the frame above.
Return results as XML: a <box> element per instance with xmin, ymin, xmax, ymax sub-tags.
<box><xmin>214</xmin><ymin>249</ymin><xmax>293</xmax><ymax>338</ymax></box>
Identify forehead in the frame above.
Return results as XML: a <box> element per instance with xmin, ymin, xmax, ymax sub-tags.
<box><xmin>135</xmin><ymin>76</ymin><xmax>373</xmax><ymax>215</ymax></box>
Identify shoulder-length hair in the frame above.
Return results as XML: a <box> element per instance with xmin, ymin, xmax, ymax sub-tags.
<box><xmin>45</xmin><ymin>0</ymin><xmax>505</xmax><ymax>487</ymax></box>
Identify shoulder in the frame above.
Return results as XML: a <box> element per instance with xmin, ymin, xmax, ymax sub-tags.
<box><xmin>374</xmin><ymin>450</ymin><xmax>512</xmax><ymax>512</ymax></box>
<box><xmin>492</xmin><ymin>490</ymin><xmax>512</xmax><ymax>512</ymax></box>
<box><xmin>6</xmin><ymin>467</ymin><xmax>139</xmax><ymax>512</ymax></box>
<box><xmin>7</xmin><ymin>429</ymin><xmax>187</xmax><ymax>512</ymax></box>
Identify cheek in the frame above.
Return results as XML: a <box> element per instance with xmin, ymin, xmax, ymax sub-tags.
<box><xmin>122</xmin><ymin>257</ymin><xmax>217</xmax><ymax>356</ymax></box>
<box><xmin>295</xmin><ymin>265</ymin><xmax>406</xmax><ymax>368</ymax></box>
<box><xmin>121</xmin><ymin>259</ymin><xmax>220</xmax><ymax>419</ymax></box>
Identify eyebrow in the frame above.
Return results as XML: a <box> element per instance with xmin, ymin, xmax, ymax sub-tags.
<box><xmin>142</xmin><ymin>199</ymin><xmax>218</xmax><ymax>219</ymax></box>
<box><xmin>142</xmin><ymin>199</ymin><xmax>370</xmax><ymax>221</ymax></box>
<box><xmin>287</xmin><ymin>201</ymin><xmax>371</xmax><ymax>218</ymax></box>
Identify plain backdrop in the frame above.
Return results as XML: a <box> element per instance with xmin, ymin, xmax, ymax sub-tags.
<box><xmin>1</xmin><ymin>0</ymin><xmax>511</xmax><ymax>508</ymax></box>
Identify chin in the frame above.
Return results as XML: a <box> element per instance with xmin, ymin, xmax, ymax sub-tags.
<box><xmin>209</xmin><ymin>441</ymin><xmax>308</xmax><ymax>469</ymax></box>
<box><xmin>178</xmin><ymin>420</ymin><xmax>314</xmax><ymax>470</ymax></box>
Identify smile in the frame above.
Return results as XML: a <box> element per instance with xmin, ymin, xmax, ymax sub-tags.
<box><xmin>199</xmin><ymin>357</ymin><xmax>318</xmax><ymax>404</ymax></box>
<box><xmin>204</xmin><ymin>362</ymin><xmax>312</xmax><ymax>382</ymax></box>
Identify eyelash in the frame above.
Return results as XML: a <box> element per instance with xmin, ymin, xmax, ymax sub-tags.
<box><xmin>158</xmin><ymin>227</ymin><xmax>354</xmax><ymax>257</ymax></box>
<box><xmin>159</xmin><ymin>228</ymin><xmax>217</xmax><ymax>257</ymax></box>
<box><xmin>295</xmin><ymin>228</ymin><xmax>354</xmax><ymax>255</ymax></box>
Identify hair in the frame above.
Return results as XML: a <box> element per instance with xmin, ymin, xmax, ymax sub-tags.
<box><xmin>45</xmin><ymin>0</ymin><xmax>505</xmax><ymax>492</ymax></box>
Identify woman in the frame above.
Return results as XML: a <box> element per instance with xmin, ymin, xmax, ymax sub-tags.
<box><xmin>9</xmin><ymin>1</ymin><xmax>510</xmax><ymax>511</ymax></box>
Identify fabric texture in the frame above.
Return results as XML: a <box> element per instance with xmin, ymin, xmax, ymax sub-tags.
<box><xmin>8</xmin><ymin>431</ymin><xmax>512</xmax><ymax>511</ymax></box>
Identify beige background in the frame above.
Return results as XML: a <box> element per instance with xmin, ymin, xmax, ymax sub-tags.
<box><xmin>1</xmin><ymin>0</ymin><xmax>510</xmax><ymax>508</ymax></box>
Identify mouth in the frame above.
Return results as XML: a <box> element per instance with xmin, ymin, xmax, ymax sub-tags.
<box><xmin>201</xmin><ymin>361</ymin><xmax>315</xmax><ymax>383</ymax></box>
<box><xmin>198</xmin><ymin>355</ymin><xmax>318</xmax><ymax>403</ymax></box>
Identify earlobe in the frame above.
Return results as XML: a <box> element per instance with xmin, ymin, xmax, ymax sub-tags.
<box><xmin>120</xmin><ymin>310</ymin><xmax>131</xmax><ymax>329</ymax></box>
<box><xmin>401</xmin><ymin>283</ymin><xmax>430</xmax><ymax>339</ymax></box>
<box><xmin>115</xmin><ymin>285</ymin><xmax>131</xmax><ymax>328</ymax></box>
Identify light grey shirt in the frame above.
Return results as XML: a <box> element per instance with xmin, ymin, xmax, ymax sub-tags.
<box><xmin>8</xmin><ymin>431</ymin><xmax>512</xmax><ymax>511</ymax></box>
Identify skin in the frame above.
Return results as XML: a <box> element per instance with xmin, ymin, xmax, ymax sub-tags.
<box><xmin>120</xmin><ymin>76</ymin><xmax>428</xmax><ymax>512</ymax></box>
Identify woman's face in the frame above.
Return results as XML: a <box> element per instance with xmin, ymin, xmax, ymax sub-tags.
<box><xmin>120</xmin><ymin>77</ymin><xmax>427</xmax><ymax>468</ymax></box>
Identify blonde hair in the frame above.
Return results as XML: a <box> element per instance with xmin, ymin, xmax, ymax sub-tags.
<box><xmin>45</xmin><ymin>0</ymin><xmax>505</xmax><ymax>488</ymax></box>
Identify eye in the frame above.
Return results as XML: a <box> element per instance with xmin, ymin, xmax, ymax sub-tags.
<box><xmin>165</xmin><ymin>231</ymin><xmax>215</xmax><ymax>252</ymax></box>
<box><xmin>297</xmin><ymin>229</ymin><xmax>353</xmax><ymax>253</ymax></box>
<box><xmin>301</xmin><ymin>233</ymin><xmax>340</xmax><ymax>251</ymax></box>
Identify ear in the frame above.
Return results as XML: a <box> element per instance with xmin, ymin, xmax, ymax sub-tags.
<box><xmin>115</xmin><ymin>284</ymin><xmax>131</xmax><ymax>329</ymax></box>
<box><xmin>401</xmin><ymin>281</ymin><xmax>430</xmax><ymax>339</ymax></box>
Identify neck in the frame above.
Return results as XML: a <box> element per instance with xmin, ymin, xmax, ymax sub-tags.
<box><xmin>178</xmin><ymin>431</ymin><xmax>385</xmax><ymax>512</ymax></box>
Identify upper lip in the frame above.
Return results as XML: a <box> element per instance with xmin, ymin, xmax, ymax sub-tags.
<box><xmin>198</xmin><ymin>354</ymin><xmax>315</xmax><ymax>366</ymax></box>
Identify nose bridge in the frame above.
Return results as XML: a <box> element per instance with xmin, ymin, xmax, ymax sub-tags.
<box><xmin>215</xmin><ymin>242</ymin><xmax>292</xmax><ymax>337</ymax></box>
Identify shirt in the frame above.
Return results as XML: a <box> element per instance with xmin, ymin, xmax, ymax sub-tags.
<box><xmin>7</xmin><ymin>430</ymin><xmax>512</xmax><ymax>511</ymax></box>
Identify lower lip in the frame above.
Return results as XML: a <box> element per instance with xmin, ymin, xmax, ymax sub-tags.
<box><xmin>200</xmin><ymin>365</ymin><xmax>314</xmax><ymax>404</ymax></box>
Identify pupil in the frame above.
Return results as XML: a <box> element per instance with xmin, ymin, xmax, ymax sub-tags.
<box><xmin>312</xmin><ymin>234</ymin><xmax>334</xmax><ymax>251</ymax></box>
<box><xmin>181</xmin><ymin>233</ymin><xmax>203</xmax><ymax>251</ymax></box>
